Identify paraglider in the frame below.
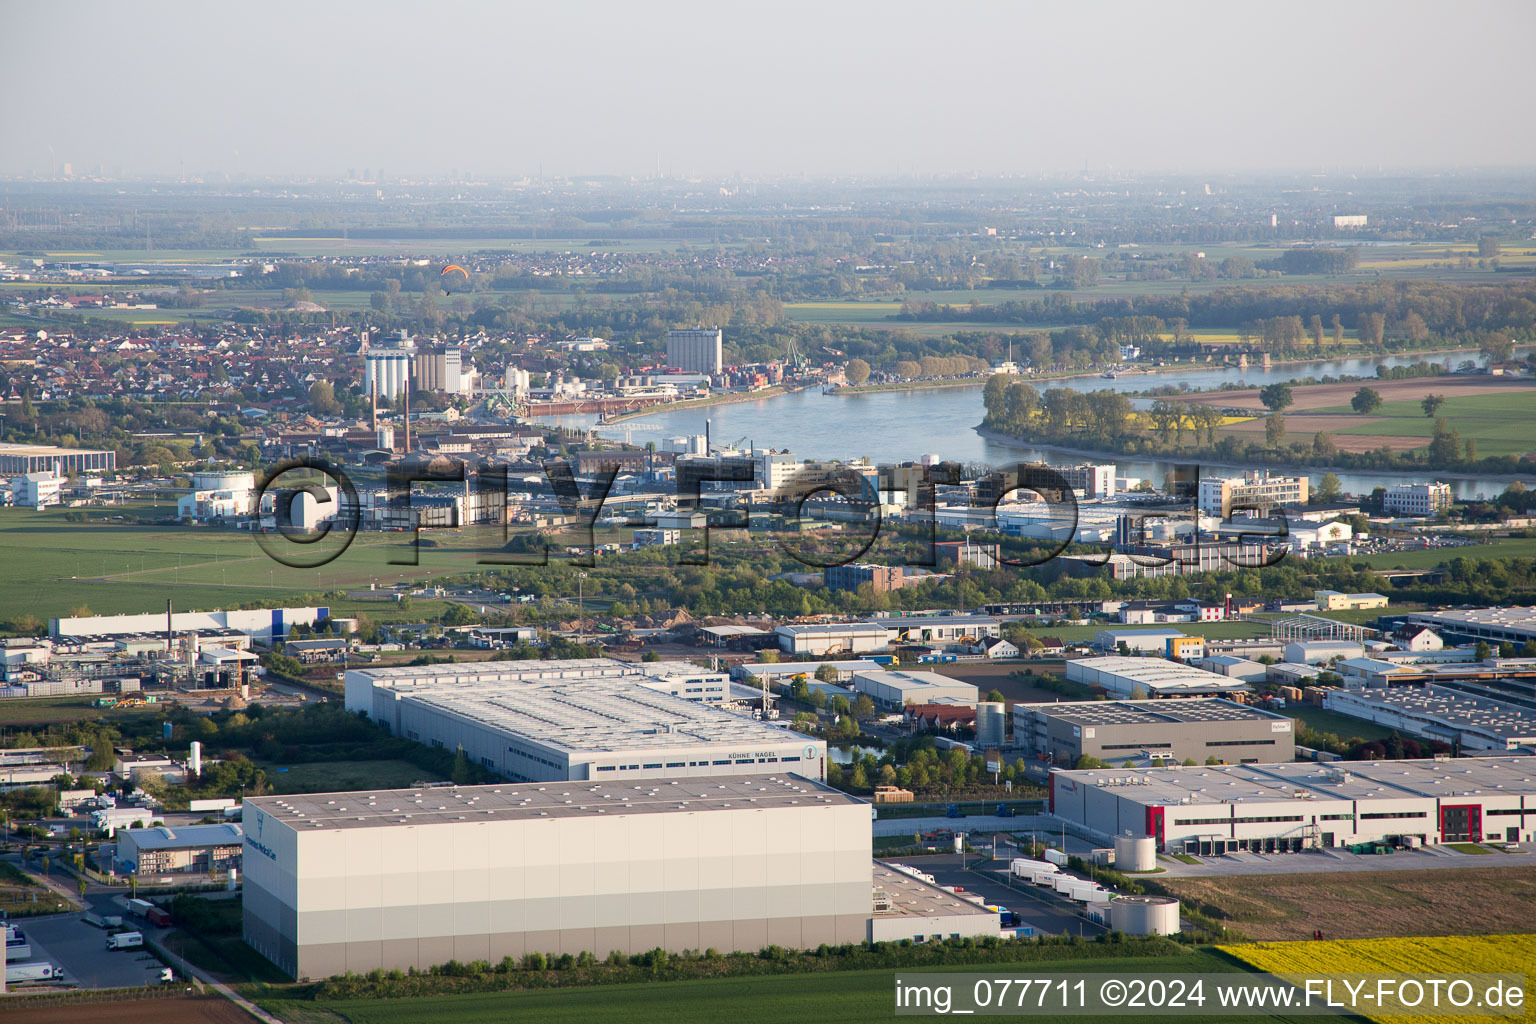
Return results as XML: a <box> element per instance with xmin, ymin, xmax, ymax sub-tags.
<box><xmin>441</xmin><ymin>264</ymin><xmax>470</xmax><ymax>294</ymax></box>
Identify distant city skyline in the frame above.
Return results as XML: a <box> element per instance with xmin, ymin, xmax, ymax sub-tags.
<box><xmin>3</xmin><ymin>1</ymin><xmax>1535</xmax><ymax>180</ymax></box>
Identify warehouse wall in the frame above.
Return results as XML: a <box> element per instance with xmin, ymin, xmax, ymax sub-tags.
<box><xmin>245</xmin><ymin>800</ymin><xmax>870</xmax><ymax>979</ymax></box>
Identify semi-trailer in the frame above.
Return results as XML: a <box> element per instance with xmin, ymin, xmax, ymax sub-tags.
<box><xmin>106</xmin><ymin>931</ymin><xmax>144</xmax><ymax>951</ymax></box>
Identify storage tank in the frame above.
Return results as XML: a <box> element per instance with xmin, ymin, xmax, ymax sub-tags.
<box><xmin>976</xmin><ymin>702</ymin><xmax>1006</xmax><ymax>748</ymax></box>
<box><xmin>1109</xmin><ymin>895</ymin><xmax>1180</xmax><ymax>936</ymax></box>
<box><xmin>1115</xmin><ymin>833</ymin><xmax>1157</xmax><ymax>873</ymax></box>
<box><xmin>189</xmin><ymin>741</ymin><xmax>202</xmax><ymax>775</ymax></box>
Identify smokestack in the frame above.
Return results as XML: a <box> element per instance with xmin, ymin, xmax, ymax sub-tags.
<box><xmin>706</xmin><ymin>417</ymin><xmax>711</xmax><ymax>453</ymax></box>
<box><xmin>404</xmin><ymin>386</ymin><xmax>410</xmax><ymax>451</ymax></box>
<box><xmin>166</xmin><ymin>599</ymin><xmax>173</xmax><ymax>655</ymax></box>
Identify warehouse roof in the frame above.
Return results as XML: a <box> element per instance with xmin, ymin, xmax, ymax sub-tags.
<box><xmin>246</xmin><ymin>774</ymin><xmax>858</xmax><ymax>832</ymax></box>
<box><xmin>1015</xmin><ymin>698</ymin><xmax>1287</xmax><ymax>727</ymax></box>
<box><xmin>1326</xmin><ymin>686</ymin><xmax>1536</xmax><ymax>743</ymax></box>
<box><xmin>775</xmin><ymin>623</ymin><xmax>889</xmax><ymax>636</ymax></box>
<box><xmin>1067</xmin><ymin>656</ymin><xmax>1250</xmax><ymax>695</ymax></box>
<box><xmin>1408</xmin><ymin>607</ymin><xmax>1536</xmax><ymax>636</ymax></box>
<box><xmin>1054</xmin><ymin>755</ymin><xmax>1536</xmax><ymax>806</ymax></box>
<box><xmin>873</xmin><ymin>862</ymin><xmax>998</xmax><ymax>920</ymax></box>
<box><xmin>348</xmin><ymin>659</ymin><xmax>794</xmax><ymax>757</ymax></box>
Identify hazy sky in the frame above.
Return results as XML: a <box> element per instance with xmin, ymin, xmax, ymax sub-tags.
<box><xmin>4</xmin><ymin>0</ymin><xmax>1534</xmax><ymax>179</ymax></box>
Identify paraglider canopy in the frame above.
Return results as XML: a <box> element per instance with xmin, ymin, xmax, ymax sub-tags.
<box><xmin>441</xmin><ymin>264</ymin><xmax>470</xmax><ymax>294</ymax></box>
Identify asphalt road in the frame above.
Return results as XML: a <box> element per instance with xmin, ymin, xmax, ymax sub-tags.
<box><xmin>891</xmin><ymin>853</ymin><xmax>1107</xmax><ymax>938</ymax></box>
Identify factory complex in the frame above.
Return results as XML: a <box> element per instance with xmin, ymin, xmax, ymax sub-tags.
<box><xmin>1014</xmin><ymin>698</ymin><xmax>1295</xmax><ymax>766</ymax></box>
<box><xmin>343</xmin><ymin>659</ymin><xmax>826</xmax><ymax>783</ymax></box>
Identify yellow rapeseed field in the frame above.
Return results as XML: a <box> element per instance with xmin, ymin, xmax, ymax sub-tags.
<box><xmin>1223</xmin><ymin>935</ymin><xmax>1534</xmax><ymax>1024</ymax></box>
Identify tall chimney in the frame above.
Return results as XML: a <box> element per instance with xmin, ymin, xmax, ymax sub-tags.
<box><xmin>404</xmin><ymin>386</ymin><xmax>410</xmax><ymax>451</ymax></box>
<box><xmin>166</xmin><ymin>599</ymin><xmax>173</xmax><ymax>655</ymax></box>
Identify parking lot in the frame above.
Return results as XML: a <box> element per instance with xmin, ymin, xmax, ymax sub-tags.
<box><xmin>15</xmin><ymin>908</ymin><xmax>169</xmax><ymax>989</ymax></box>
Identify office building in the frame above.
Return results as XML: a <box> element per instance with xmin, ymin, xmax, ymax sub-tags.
<box><xmin>1197</xmin><ymin>470</ymin><xmax>1308</xmax><ymax>517</ymax></box>
<box><xmin>1013</xmin><ymin>699</ymin><xmax>1295</xmax><ymax>767</ymax></box>
<box><xmin>824</xmin><ymin>563</ymin><xmax>907</xmax><ymax>594</ymax></box>
<box><xmin>1048</xmin><ymin>756</ymin><xmax>1536</xmax><ymax>853</ymax></box>
<box><xmin>666</xmin><ymin>327</ymin><xmax>724</xmax><ymax>374</ymax></box>
<box><xmin>0</xmin><ymin>443</ymin><xmax>117</xmax><ymax>476</ymax></box>
<box><xmin>243</xmin><ymin>774</ymin><xmax>870</xmax><ymax>978</ymax></box>
<box><xmin>344</xmin><ymin>659</ymin><xmax>825</xmax><ymax>782</ymax></box>
<box><xmin>1384</xmin><ymin>482</ymin><xmax>1453</xmax><ymax>516</ymax></box>
<box><xmin>1314</xmin><ymin>590</ymin><xmax>1388</xmax><ymax>612</ymax></box>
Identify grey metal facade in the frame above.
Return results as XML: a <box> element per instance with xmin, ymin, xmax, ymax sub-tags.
<box><xmin>243</xmin><ymin>774</ymin><xmax>871</xmax><ymax>980</ymax></box>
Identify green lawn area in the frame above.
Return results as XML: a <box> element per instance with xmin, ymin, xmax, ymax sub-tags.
<box><xmin>256</xmin><ymin>949</ymin><xmax>1276</xmax><ymax>1024</ymax></box>
<box><xmin>1286</xmin><ymin>705</ymin><xmax>1397</xmax><ymax>743</ymax></box>
<box><xmin>1312</xmin><ymin>390</ymin><xmax>1536</xmax><ymax>457</ymax></box>
<box><xmin>257</xmin><ymin>759</ymin><xmax>446</xmax><ymax>794</ymax></box>
<box><xmin>0</xmin><ymin>694</ymin><xmax>165</xmax><ymax>728</ymax></box>
<box><xmin>1445</xmin><ymin>842</ymin><xmax>1495</xmax><ymax>855</ymax></box>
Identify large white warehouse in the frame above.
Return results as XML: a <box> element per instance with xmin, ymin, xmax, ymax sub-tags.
<box><xmin>243</xmin><ymin>774</ymin><xmax>871</xmax><ymax>979</ymax></box>
<box><xmin>1065</xmin><ymin>656</ymin><xmax>1252</xmax><ymax>698</ymax></box>
<box><xmin>1049</xmin><ymin>755</ymin><xmax>1536</xmax><ymax>855</ymax></box>
<box><xmin>344</xmin><ymin>659</ymin><xmax>827</xmax><ymax>783</ymax></box>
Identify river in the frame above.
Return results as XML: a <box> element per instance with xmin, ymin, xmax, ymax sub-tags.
<box><xmin>535</xmin><ymin>349</ymin><xmax>1531</xmax><ymax>499</ymax></box>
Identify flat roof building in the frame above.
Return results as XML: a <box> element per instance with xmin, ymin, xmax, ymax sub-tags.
<box><xmin>0</xmin><ymin>442</ymin><xmax>117</xmax><ymax>476</ymax></box>
<box><xmin>1014</xmin><ymin>698</ymin><xmax>1295</xmax><ymax>767</ymax></box>
<box><xmin>1065</xmin><ymin>656</ymin><xmax>1252</xmax><ymax>698</ymax></box>
<box><xmin>776</xmin><ymin>623</ymin><xmax>889</xmax><ymax>656</ymax></box>
<box><xmin>1049</xmin><ymin>755</ymin><xmax>1536</xmax><ymax>854</ymax></box>
<box><xmin>116</xmin><ymin>822</ymin><xmax>243</xmax><ymax>876</ymax></box>
<box><xmin>1322</xmin><ymin>687</ymin><xmax>1536</xmax><ymax>753</ymax></box>
<box><xmin>344</xmin><ymin>659</ymin><xmax>825</xmax><ymax>783</ymax></box>
<box><xmin>1403</xmin><ymin>607</ymin><xmax>1536</xmax><ymax>648</ymax></box>
<box><xmin>849</xmin><ymin>669</ymin><xmax>979</xmax><ymax>710</ymax></box>
<box><xmin>868</xmin><ymin>862</ymin><xmax>1000</xmax><ymax>942</ymax></box>
<box><xmin>243</xmin><ymin>774</ymin><xmax>870</xmax><ymax>979</ymax></box>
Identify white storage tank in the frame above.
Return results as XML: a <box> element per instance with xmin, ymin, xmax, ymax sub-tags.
<box><xmin>1115</xmin><ymin>833</ymin><xmax>1157</xmax><ymax>873</ymax></box>
<box><xmin>1109</xmin><ymin>895</ymin><xmax>1180</xmax><ymax>936</ymax></box>
<box><xmin>976</xmin><ymin>702</ymin><xmax>1006</xmax><ymax>748</ymax></box>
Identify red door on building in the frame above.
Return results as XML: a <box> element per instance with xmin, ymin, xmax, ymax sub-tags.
<box><xmin>1146</xmin><ymin>806</ymin><xmax>1165</xmax><ymax>849</ymax></box>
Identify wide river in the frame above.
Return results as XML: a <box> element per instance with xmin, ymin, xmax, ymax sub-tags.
<box><xmin>537</xmin><ymin>349</ymin><xmax>1532</xmax><ymax>499</ymax></box>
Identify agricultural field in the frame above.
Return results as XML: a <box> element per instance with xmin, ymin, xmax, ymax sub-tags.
<box><xmin>1162</xmin><ymin>866</ymin><xmax>1536</xmax><ymax>942</ymax></box>
<box><xmin>1351</xmin><ymin>536</ymin><xmax>1536</xmax><ymax>570</ymax></box>
<box><xmin>255</xmin><ymin>949</ymin><xmax>1292</xmax><ymax>1024</ymax></box>
<box><xmin>1223</xmin><ymin>934</ymin><xmax>1535</xmax><ymax>1024</ymax></box>
<box><xmin>0</xmin><ymin>996</ymin><xmax>255</xmax><ymax>1024</ymax></box>
<box><xmin>0</xmin><ymin>694</ymin><xmax>164</xmax><ymax>729</ymax></box>
<box><xmin>1306</xmin><ymin>391</ymin><xmax>1536</xmax><ymax>458</ymax></box>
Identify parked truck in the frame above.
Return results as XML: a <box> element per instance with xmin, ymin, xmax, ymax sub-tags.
<box><xmin>5</xmin><ymin>961</ymin><xmax>61</xmax><ymax>984</ymax></box>
<box><xmin>125</xmin><ymin>898</ymin><xmax>171</xmax><ymax>927</ymax></box>
<box><xmin>4</xmin><ymin>923</ymin><xmax>32</xmax><ymax>962</ymax></box>
<box><xmin>106</xmin><ymin>931</ymin><xmax>144</xmax><ymax>951</ymax></box>
<box><xmin>83</xmin><ymin>912</ymin><xmax>125</xmax><ymax>929</ymax></box>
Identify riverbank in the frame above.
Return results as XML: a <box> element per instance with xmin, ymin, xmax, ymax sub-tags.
<box><xmin>828</xmin><ymin>378</ymin><xmax>984</xmax><ymax>395</ymax></box>
<box><xmin>971</xmin><ymin>426</ymin><xmax>1531</xmax><ymax>488</ymax></box>
<box><xmin>597</xmin><ymin>384</ymin><xmax>811</xmax><ymax>424</ymax></box>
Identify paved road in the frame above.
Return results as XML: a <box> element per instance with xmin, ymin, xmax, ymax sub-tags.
<box><xmin>889</xmin><ymin>853</ymin><xmax>1108</xmax><ymax>938</ymax></box>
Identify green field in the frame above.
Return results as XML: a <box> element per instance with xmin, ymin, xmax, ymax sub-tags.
<box><xmin>0</xmin><ymin>505</ymin><xmax>545</xmax><ymax>626</ymax></box>
<box><xmin>256</xmin><ymin>950</ymin><xmax>1279</xmax><ymax>1024</ymax></box>
<box><xmin>0</xmin><ymin>694</ymin><xmax>165</xmax><ymax>728</ymax></box>
<box><xmin>1313</xmin><ymin>390</ymin><xmax>1536</xmax><ymax>456</ymax></box>
<box><xmin>257</xmin><ymin>759</ymin><xmax>446</xmax><ymax>794</ymax></box>
<box><xmin>1286</xmin><ymin>705</ymin><xmax>1397</xmax><ymax>742</ymax></box>
<box><xmin>1039</xmin><ymin>620</ymin><xmax>1270</xmax><ymax>642</ymax></box>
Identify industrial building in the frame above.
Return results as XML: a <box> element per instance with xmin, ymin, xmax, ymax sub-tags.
<box><xmin>1402</xmin><ymin>607</ymin><xmax>1536</xmax><ymax>648</ymax></box>
<box><xmin>51</xmin><ymin>606</ymin><xmax>330</xmax><ymax>643</ymax></box>
<box><xmin>848</xmin><ymin>669</ymin><xmax>978</xmax><ymax>710</ymax></box>
<box><xmin>0</xmin><ymin>442</ymin><xmax>117</xmax><ymax>476</ymax></box>
<box><xmin>666</xmin><ymin>327</ymin><xmax>724</xmax><ymax>374</ymax></box>
<box><xmin>115</xmin><ymin>823</ymin><xmax>244</xmax><ymax>876</ymax></box>
<box><xmin>869</xmin><ymin>863</ymin><xmax>1001</xmax><ymax>942</ymax></box>
<box><xmin>1322</xmin><ymin>687</ymin><xmax>1536</xmax><ymax>753</ymax></box>
<box><xmin>1384</xmin><ymin>482</ymin><xmax>1453</xmax><ymax>516</ymax></box>
<box><xmin>1013</xmin><ymin>699</ymin><xmax>1295</xmax><ymax>766</ymax></box>
<box><xmin>10</xmin><ymin>471</ymin><xmax>64</xmax><ymax>507</ymax></box>
<box><xmin>242</xmin><ymin>774</ymin><xmax>870</xmax><ymax>979</ymax></box>
<box><xmin>1065</xmin><ymin>656</ymin><xmax>1252</xmax><ymax>698</ymax></box>
<box><xmin>1094</xmin><ymin>627</ymin><xmax>1188</xmax><ymax>653</ymax></box>
<box><xmin>730</xmin><ymin>660</ymin><xmax>881</xmax><ymax>685</ymax></box>
<box><xmin>824</xmin><ymin>563</ymin><xmax>908</xmax><ymax>594</ymax></box>
<box><xmin>775</xmin><ymin>623</ymin><xmax>889</xmax><ymax>656</ymax></box>
<box><xmin>344</xmin><ymin>659</ymin><xmax>826</xmax><ymax>783</ymax></box>
<box><xmin>1048</xmin><ymin>755</ymin><xmax>1536</xmax><ymax>853</ymax></box>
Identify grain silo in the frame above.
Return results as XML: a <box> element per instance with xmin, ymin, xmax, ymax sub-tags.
<box><xmin>975</xmin><ymin>702</ymin><xmax>1006</xmax><ymax>748</ymax></box>
<box><xmin>1109</xmin><ymin>895</ymin><xmax>1180</xmax><ymax>936</ymax></box>
<box><xmin>1114</xmin><ymin>832</ymin><xmax>1157</xmax><ymax>872</ymax></box>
